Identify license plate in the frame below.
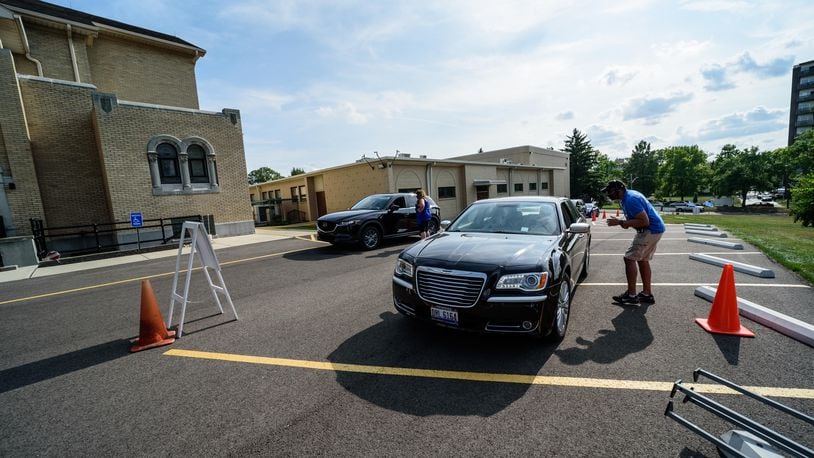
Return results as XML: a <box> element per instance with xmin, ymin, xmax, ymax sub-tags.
<box><xmin>431</xmin><ymin>306</ymin><xmax>459</xmax><ymax>325</ymax></box>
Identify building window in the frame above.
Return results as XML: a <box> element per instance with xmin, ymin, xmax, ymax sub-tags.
<box><xmin>157</xmin><ymin>143</ymin><xmax>181</xmax><ymax>184</ymax></box>
<box><xmin>298</xmin><ymin>185</ymin><xmax>307</xmax><ymax>202</ymax></box>
<box><xmin>187</xmin><ymin>144</ymin><xmax>209</xmax><ymax>183</ymax></box>
<box><xmin>438</xmin><ymin>186</ymin><xmax>456</xmax><ymax>199</ymax></box>
<box><xmin>147</xmin><ymin>135</ymin><xmax>219</xmax><ymax>195</ymax></box>
<box><xmin>529</xmin><ymin>182</ymin><xmax>537</xmax><ymax>191</ymax></box>
<box><xmin>514</xmin><ymin>183</ymin><xmax>524</xmax><ymax>192</ymax></box>
<box><xmin>541</xmin><ymin>182</ymin><xmax>549</xmax><ymax>190</ymax></box>
<box><xmin>497</xmin><ymin>184</ymin><xmax>508</xmax><ymax>193</ymax></box>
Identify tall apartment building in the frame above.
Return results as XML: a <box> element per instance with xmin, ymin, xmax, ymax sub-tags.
<box><xmin>0</xmin><ymin>0</ymin><xmax>253</xmax><ymax>253</ymax></box>
<box><xmin>789</xmin><ymin>59</ymin><xmax>814</xmax><ymax>145</ymax></box>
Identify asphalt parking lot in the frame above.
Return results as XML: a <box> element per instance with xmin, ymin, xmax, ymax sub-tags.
<box><xmin>1</xmin><ymin>223</ymin><xmax>812</xmax><ymax>456</ymax></box>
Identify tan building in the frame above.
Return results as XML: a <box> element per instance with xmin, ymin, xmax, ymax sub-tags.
<box><xmin>0</xmin><ymin>0</ymin><xmax>253</xmax><ymax>261</ymax></box>
<box><xmin>250</xmin><ymin>146</ymin><xmax>569</xmax><ymax>224</ymax></box>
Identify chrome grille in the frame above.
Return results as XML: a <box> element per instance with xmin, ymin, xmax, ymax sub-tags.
<box><xmin>416</xmin><ymin>266</ymin><xmax>486</xmax><ymax>308</ymax></box>
<box><xmin>317</xmin><ymin>221</ymin><xmax>336</xmax><ymax>232</ymax></box>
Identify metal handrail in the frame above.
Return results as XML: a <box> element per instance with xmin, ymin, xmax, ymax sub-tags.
<box><xmin>30</xmin><ymin>214</ymin><xmax>211</xmax><ymax>259</ymax></box>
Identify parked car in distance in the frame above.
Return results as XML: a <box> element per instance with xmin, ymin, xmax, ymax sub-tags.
<box><xmin>316</xmin><ymin>193</ymin><xmax>440</xmax><ymax>250</ymax></box>
<box><xmin>666</xmin><ymin>201</ymin><xmax>703</xmax><ymax>213</ymax></box>
<box><xmin>392</xmin><ymin>196</ymin><xmax>591</xmax><ymax>341</ymax></box>
<box><xmin>583</xmin><ymin>202</ymin><xmax>599</xmax><ymax>218</ymax></box>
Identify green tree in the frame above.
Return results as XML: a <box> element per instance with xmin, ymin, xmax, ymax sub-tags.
<box><xmin>791</xmin><ymin>172</ymin><xmax>814</xmax><ymax>227</ymax></box>
<box><xmin>787</xmin><ymin>129</ymin><xmax>814</xmax><ymax>176</ymax></box>
<box><xmin>623</xmin><ymin>140</ymin><xmax>659</xmax><ymax>197</ymax></box>
<box><xmin>594</xmin><ymin>152</ymin><xmax>622</xmax><ymax>185</ymax></box>
<box><xmin>290</xmin><ymin>167</ymin><xmax>306</xmax><ymax>176</ymax></box>
<box><xmin>656</xmin><ymin>145</ymin><xmax>707</xmax><ymax>201</ymax></box>
<box><xmin>563</xmin><ymin>128</ymin><xmax>602</xmax><ymax>199</ymax></box>
<box><xmin>710</xmin><ymin>145</ymin><xmax>770</xmax><ymax>208</ymax></box>
<box><xmin>247</xmin><ymin>167</ymin><xmax>282</xmax><ymax>184</ymax></box>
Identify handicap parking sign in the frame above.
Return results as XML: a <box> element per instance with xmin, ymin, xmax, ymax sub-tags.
<box><xmin>130</xmin><ymin>212</ymin><xmax>143</xmax><ymax>227</ymax></box>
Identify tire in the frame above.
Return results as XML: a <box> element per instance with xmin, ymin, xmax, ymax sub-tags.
<box><xmin>359</xmin><ymin>225</ymin><xmax>381</xmax><ymax>250</ymax></box>
<box><xmin>427</xmin><ymin>217</ymin><xmax>439</xmax><ymax>235</ymax></box>
<box><xmin>544</xmin><ymin>273</ymin><xmax>572</xmax><ymax>342</ymax></box>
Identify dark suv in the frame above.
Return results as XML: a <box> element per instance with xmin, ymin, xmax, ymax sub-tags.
<box><xmin>316</xmin><ymin>193</ymin><xmax>440</xmax><ymax>249</ymax></box>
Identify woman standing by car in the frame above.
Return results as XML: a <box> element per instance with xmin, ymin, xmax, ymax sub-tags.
<box><xmin>415</xmin><ymin>188</ymin><xmax>432</xmax><ymax>239</ymax></box>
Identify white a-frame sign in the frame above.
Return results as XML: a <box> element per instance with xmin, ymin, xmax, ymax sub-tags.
<box><xmin>167</xmin><ymin>221</ymin><xmax>238</xmax><ymax>337</ymax></box>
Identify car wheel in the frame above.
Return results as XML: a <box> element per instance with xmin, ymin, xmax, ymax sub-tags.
<box><xmin>427</xmin><ymin>218</ymin><xmax>439</xmax><ymax>235</ymax></box>
<box><xmin>544</xmin><ymin>274</ymin><xmax>572</xmax><ymax>342</ymax></box>
<box><xmin>579</xmin><ymin>242</ymin><xmax>590</xmax><ymax>281</ymax></box>
<box><xmin>359</xmin><ymin>225</ymin><xmax>381</xmax><ymax>250</ymax></box>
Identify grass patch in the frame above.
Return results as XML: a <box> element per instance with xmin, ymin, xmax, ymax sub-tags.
<box><xmin>661</xmin><ymin>214</ymin><xmax>814</xmax><ymax>285</ymax></box>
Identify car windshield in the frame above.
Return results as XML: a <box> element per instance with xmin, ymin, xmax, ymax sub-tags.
<box><xmin>447</xmin><ymin>202</ymin><xmax>559</xmax><ymax>236</ymax></box>
<box><xmin>351</xmin><ymin>195</ymin><xmax>392</xmax><ymax>210</ymax></box>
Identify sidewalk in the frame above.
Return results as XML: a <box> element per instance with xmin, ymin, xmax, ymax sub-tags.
<box><xmin>0</xmin><ymin>226</ymin><xmax>318</xmax><ymax>283</ymax></box>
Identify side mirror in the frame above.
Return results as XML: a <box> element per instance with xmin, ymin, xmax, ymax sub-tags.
<box><xmin>440</xmin><ymin>220</ymin><xmax>451</xmax><ymax>230</ymax></box>
<box><xmin>389</xmin><ymin>204</ymin><xmax>400</xmax><ymax>212</ymax></box>
<box><xmin>568</xmin><ymin>222</ymin><xmax>590</xmax><ymax>234</ymax></box>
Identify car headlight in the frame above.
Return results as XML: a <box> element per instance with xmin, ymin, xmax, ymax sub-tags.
<box><xmin>496</xmin><ymin>272</ymin><xmax>548</xmax><ymax>291</ymax></box>
<box><xmin>395</xmin><ymin>258</ymin><xmax>414</xmax><ymax>277</ymax></box>
<box><xmin>337</xmin><ymin>219</ymin><xmax>360</xmax><ymax>227</ymax></box>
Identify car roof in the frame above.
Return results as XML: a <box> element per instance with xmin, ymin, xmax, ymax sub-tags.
<box><xmin>472</xmin><ymin>196</ymin><xmax>566</xmax><ymax>204</ymax></box>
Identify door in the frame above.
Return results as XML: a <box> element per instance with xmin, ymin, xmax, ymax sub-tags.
<box><xmin>316</xmin><ymin>191</ymin><xmax>327</xmax><ymax>217</ymax></box>
<box><xmin>476</xmin><ymin>185</ymin><xmax>490</xmax><ymax>200</ymax></box>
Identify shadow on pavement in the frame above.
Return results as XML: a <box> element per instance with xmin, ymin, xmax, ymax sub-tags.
<box><xmin>328</xmin><ymin>311</ymin><xmax>557</xmax><ymax>417</ymax></box>
<box><xmin>0</xmin><ymin>339</ymin><xmax>131</xmax><ymax>394</ymax></box>
<box><xmin>711</xmin><ymin>333</ymin><xmax>742</xmax><ymax>365</ymax></box>
<box><xmin>555</xmin><ymin>303</ymin><xmax>654</xmax><ymax>365</ymax></box>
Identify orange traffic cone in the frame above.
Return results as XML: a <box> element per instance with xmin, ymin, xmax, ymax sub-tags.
<box><xmin>695</xmin><ymin>264</ymin><xmax>754</xmax><ymax>337</ymax></box>
<box><xmin>591</xmin><ymin>211</ymin><xmax>596</xmax><ymax>222</ymax></box>
<box><xmin>615</xmin><ymin>209</ymin><xmax>620</xmax><ymax>217</ymax></box>
<box><xmin>601</xmin><ymin>210</ymin><xmax>606</xmax><ymax>219</ymax></box>
<box><xmin>130</xmin><ymin>280</ymin><xmax>176</xmax><ymax>352</ymax></box>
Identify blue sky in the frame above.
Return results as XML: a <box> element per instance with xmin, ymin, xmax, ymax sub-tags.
<box><xmin>54</xmin><ymin>0</ymin><xmax>814</xmax><ymax>174</ymax></box>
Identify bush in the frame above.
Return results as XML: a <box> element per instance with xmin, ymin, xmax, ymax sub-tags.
<box><xmin>791</xmin><ymin>172</ymin><xmax>814</xmax><ymax>227</ymax></box>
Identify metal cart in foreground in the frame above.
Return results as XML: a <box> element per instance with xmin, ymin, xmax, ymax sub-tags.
<box><xmin>665</xmin><ymin>368</ymin><xmax>814</xmax><ymax>458</ymax></box>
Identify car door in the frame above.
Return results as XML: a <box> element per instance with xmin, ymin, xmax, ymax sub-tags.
<box><xmin>560</xmin><ymin>200</ymin><xmax>586</xmax><ymax>273</ymax></box>
<box><xmin>396</xmin><ymin>195</ymin><xmax>418</xmax><ymax>234</ymax></box>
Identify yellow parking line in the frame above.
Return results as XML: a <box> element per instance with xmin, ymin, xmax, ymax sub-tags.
<box><xmin>0</xmin><ymin>246</ymin><xmax>317</xmax><ymax>306</ymax></box>
<box><xmin>163</xmin><ymin>349</ymin><xmax>814</xmax><ymax>399</ymax></box>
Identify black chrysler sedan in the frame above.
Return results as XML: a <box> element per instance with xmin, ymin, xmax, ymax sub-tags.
<box><xmin>316</xmin><ymin>193</ymin><xmax>440</xmax><ymax>250</ymax></box>
<box><xmin>392</xmin><ymin>196</ymin><xmax>590</xmax><ymax>341</ymax></box>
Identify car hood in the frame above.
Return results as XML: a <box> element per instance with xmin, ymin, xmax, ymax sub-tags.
<box><xmin>409</xmin><ymin>232</ymin><xmax>558</xmax><ymax>268</ymax></box>
<box><xmin>318</xmin><ymin>209</ymin><xmax>378</xmax><ymax>222</ymax></box>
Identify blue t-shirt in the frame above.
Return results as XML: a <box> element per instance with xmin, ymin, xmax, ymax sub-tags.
<box><xmin>620</xmin><ymin>189</ymin><xmax>665</xmax><ymax>234</ymax></box>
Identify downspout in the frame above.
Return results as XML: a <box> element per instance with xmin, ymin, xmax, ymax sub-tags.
<box><xmin>15</xmin><ymin>15</ymin><xmax>43</xmax><ymax>76</ymax></box>
<box><xmin>66</xmin><ymin>24</ymin><xmax>80</xmax><ymax>82</ymax></box>
<box><xmin>425</xmin><ymin>162</ymin><xmax>433</xmax><ymax>196</ymax></box>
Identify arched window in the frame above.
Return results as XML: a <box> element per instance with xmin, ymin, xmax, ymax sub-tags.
<box><xmin>187</xmin><ymin>144</ymin><xmax>209</xmax><ymax>183</ymax></box>
<box><xmin>157</xmin><ymin>143</ymin><xmax>181</xmax><ymax>184</ymax></box>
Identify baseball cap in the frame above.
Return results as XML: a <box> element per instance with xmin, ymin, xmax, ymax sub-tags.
<box><xmin>600</xmin><ymin>180</ymin><xmax>626</xmax><ymax>193</ymax></box>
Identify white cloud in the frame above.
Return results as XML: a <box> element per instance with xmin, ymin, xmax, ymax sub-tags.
<box><xmin>599</xmin><ymin>66</ymin><xmax>639</xmax><ymax>86</ymax></box>
<box><xmin>692</xmin><ymin>106</ymin><xmax>787</xmax><ymax>141</ymax></box>
<box><xmin>316</xmin><ymin>102</ymin><xmax>368</xmax><ymax>125</ymax></box>
<box><xmin>621</xmin><ymin>92</ymin><xmax>694</xmax><ymax>124</ymax></box>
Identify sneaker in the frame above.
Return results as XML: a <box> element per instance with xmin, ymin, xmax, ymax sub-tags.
<box><xmin>636</xmin><ymin>292</ymin><xmax>655</xmax><ymax>304</ymax></box>
<box><xmin>612</xmin><ymin>291</ymin><xmax>639</xmax><ymax>304</ymax></box>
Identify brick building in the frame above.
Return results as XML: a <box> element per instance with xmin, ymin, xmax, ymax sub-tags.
<box><xmin>0</xmin><ymin>0</ymin><xmax>252</xmax><ymax>258</ymax></box>
<box><xmin>250</xmin><ymin>146</ymin><xmax>570</xmax><ymax>225</ymax></box>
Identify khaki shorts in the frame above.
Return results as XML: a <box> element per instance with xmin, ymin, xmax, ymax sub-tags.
<box><xmin>624</xmin><ymin>230</ymin><xmax>663</xmax><ymax>261</ymax></box>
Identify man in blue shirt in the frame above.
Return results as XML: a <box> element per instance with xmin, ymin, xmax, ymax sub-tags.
<box><xmin>602</xmin><ymin>180</ymin><xmax>666</xmax><ymax>305</ymax></box>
